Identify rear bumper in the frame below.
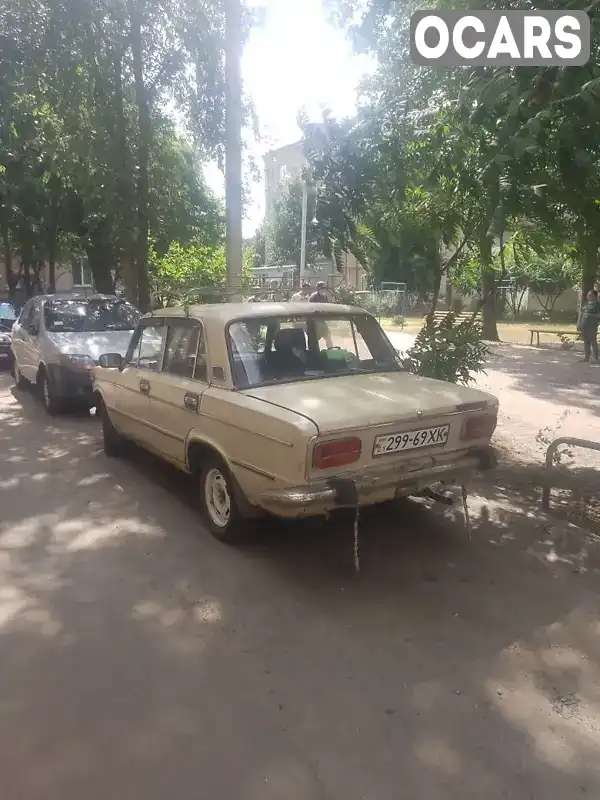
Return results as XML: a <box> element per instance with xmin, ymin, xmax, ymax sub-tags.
<box><xmin>258</xmin><ymin>446</ymin><xmax>498</xmax><ymax>518</ymax></box>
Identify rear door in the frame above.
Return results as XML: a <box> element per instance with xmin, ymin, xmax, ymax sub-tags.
<box><xmin>143</xmin><ymin>318</ymin><xmax>208</xmax><ymax>465</ymax></box>
<box><xmin>112</xmin><ymin>318</ymin><xmax>166</xmax><ymax>444</ymax></box>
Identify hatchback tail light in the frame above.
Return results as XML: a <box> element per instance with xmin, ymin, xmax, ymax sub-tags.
<box><xmin>312</xmin><ymin>437</ymin><xmax>362</xmax><ymax>470</ymax></box>
<box><xmin>461</xmin><ymin>414</ymin><xmax>497</xmax><ymax>441</ymax></box>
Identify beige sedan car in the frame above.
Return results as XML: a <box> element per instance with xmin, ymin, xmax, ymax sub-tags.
<box><xmin>94</xmin><ymin>303</ymin><xmax>499</xmax><ymax>542</ymax></box>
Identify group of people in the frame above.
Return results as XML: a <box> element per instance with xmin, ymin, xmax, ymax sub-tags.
<box><xmin>246</xmin><ymin>280</ymin><xmax>331</xmax><ymax>305</ymax></box>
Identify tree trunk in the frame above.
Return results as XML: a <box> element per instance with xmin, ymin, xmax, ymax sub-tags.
<box><xmin>130</xmin><ymin>0</ymin><xmax>152</xmax><ymax>312</ymax></box>
<box><xmin>1</xmin><ymin>219</ymin><xmax>19</xmax><ymax>300</ymax></box>
<box><xmin>479</xmin><ymin>232</ymin><xmax>499</xmax><ymax>341</ymax></box>
<box><xmin>425</xmin><ymin>258</ymin><xmax>443</xmax><ymax>326</ymax></box>
<box><xmin>86</xmin><ymin>224</ymin><xmax>116</xmax><ymax>293</ymax></box>
<box><xmin>114</xmin><ymin>50</ymin><xmax>137</xmax><ymax>304</ymax></box>
<box><xmin>579</xmin><ymin>230</ymin><xmax>598</xmax><ymax>305</ymax></box>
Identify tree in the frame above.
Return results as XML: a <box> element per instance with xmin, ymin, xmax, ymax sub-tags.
<box><xmin>319</xmin><ymin>0</ymin><xmax>600</xmax><ymax>336</ymax></box>
<box><xmin>0</xmin><ymin>0</ymin><xmax>253</xmax><ymax>307</ymax></box>
<box><xmin>265</xmin><ymin>177</ymin><xmax>334</xmax><ymax>268</ymax></box>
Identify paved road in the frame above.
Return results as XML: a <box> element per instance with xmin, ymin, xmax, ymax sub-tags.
<box><xmin>1</xmin><ymin>371</ymin><xmax>600</xmax><ymax>799</ymax></box>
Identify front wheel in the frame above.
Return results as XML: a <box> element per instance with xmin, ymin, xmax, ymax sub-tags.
<box><xmin>101</xmin><ymin>403</ymin><xmax>127</xmax><ymax>457</ymax></box>
<box><xmin>200</xmin><ymin>459</ymin><xmax>246</xmax><ymax>543</ymax></box>
<box><xmin>13</xmin><ymin>361</ymin><xmax>28</xmax><ymax>390</ymax></box>
<box><xmin>39</xmin><ymin>370</ymin><xmax>63</xmax><ymax>415</ymax></box>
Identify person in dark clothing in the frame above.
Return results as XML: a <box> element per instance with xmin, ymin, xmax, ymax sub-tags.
<box><xmin>578</xmin><ymin>288</ymin><xmax>600</xmax><ymax>363</ymax></box>
<box><xmin>309</xmin><ymin>281</ymin><xmax>330</xmax><ymax>303</ymax></box>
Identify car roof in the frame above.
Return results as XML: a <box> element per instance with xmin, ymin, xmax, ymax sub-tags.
<box><xmin>38</xmin><ymin>293</ymin><xmax>121</xmax><ymax>302</ymax></box>
<box><xmin>143</xmin><ymin>302</ymin><xmax>372</xmax><ymax>323</ymax></box>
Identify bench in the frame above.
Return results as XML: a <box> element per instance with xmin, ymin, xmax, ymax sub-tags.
<box><xmin>529</xmin><ymin>328</ymin><xmax>579</xmax><ymax>347</ymax></box>
<box><xmin>429</xmin><ymin>310</ymin><xmax>482</xmax><ymax>326</ymax></box>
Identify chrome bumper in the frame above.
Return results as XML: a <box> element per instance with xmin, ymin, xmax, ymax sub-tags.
<box><xmin>258</xmin><ymin>447</ymin><xmax>497</xmax><ymax>516</ymax></box>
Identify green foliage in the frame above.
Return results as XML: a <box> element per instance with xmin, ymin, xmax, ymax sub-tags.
<box><xmin>265</xmin><ymin>178</ymin><xmax>335</xmax><ymax>268</ymax></box>
<box><xmin>0</xmin><ymin>0</ymin><xmax>244</xmax><ymax>305</ymax></box>
<box><xmin>150</xmin><ymin>242</ymin><xmax>226</xmax><ymax>306</ymax></box>
<box><xmin>310</xmin><ymin>0</ymin><xmax>600</xmax><ymax>336</ymax></box>
<box><xmin>404</xmin><ymin>314</ymin><xmax>490</xmax><ymax>385</ymax></box>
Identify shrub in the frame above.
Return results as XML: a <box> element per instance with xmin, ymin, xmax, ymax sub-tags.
<box><xmin>404</xmin><ymin>312</ymin><xmax>489</xmax><ymax>385</ymax></box>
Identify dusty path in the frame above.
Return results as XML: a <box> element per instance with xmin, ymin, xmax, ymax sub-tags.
<box><xmin>1</xmin><ymin>371</ymin><xmax>600</xmax><ymax>799</ymax></box>
<box><xmin>388</xmin><ymin>331</ymin><xmax>600</xmax><ymax>468</ymax></box>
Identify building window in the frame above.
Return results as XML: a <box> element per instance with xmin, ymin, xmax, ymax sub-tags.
<box><xmin>72</xmin><ymin>258</ymin><xmax>93</xmax><ymax>288</ymax></box>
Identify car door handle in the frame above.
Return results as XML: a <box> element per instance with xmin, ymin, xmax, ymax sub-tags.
<box><xmin>184</xmin><ymin>393</ymin><xmax>199</xmax><ymax>412</ymax></box>
<box><xmin>139</xmin><ymin>379</ymin><xmax>150</xmax><ymax>395</ymax></box>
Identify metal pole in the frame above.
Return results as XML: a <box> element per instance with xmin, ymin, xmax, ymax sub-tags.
<box><xmin>225</xmin><ymin>0</ymin><xmax>243</xmax><ymax>301</ymax></box>
<box><xmin>299</xmin><ymin>178</ymin><xmax>308</xmax><ymax>281</ymax></box>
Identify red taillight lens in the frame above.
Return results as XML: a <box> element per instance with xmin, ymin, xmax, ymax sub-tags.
<box><xmin>312</xmin><ymin>437</ymin><xmax>362</xmax><ymax>469</ymax></box>
<box><xmin>461</xmin><ymin>414</ymin><xmax>497</xmax><ymax>441</ymax></box>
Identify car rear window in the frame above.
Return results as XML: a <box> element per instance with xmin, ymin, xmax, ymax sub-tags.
<box><xmin>44</xmin><ymin>299</ymin><xmax>141</xmax><ymax>333</ymax></box>
<box><xmin>227</xmin><ymin>313</ymin><xmax>402</xmax><ymax>389</ymax></box>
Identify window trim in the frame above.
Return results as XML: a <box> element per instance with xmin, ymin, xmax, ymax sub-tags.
<box><xmin>72</xmin><ymin>257</ymin><xmax>94</xmax><ymax>289</ymax></box>
<box><xmin>161</xmin><ymin>318</ymin><xmax>208</xmax><ymax>384</ymax></box>
<box><xmin>124</xmin><ymin>317</ymin><xmax>167</xmax><ymax>372</ymax></box>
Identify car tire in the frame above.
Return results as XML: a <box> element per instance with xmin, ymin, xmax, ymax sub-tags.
<box><xmin>38</xmin><ymin>369</ymin><xmax>63</xmax><ymax>415</ymax></box>
<box><xmin>200</xmin><ymin>458</ymin><xmax>246</xmax><ymax>544</ymax></box>
<box><xmin>13</xmin><ymin>361</ymin><xmax>28</xmax><ymax>390</ymax></box>
<box><xmin>101</xmin><ymin>403</ymin><xmax>126</xmax><ymax>458</ymax></box>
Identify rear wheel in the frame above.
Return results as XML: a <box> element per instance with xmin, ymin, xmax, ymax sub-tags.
<box><xmin>39</xmin><ymin>370</ymin><xmax>63</xmax><ymax>415</ymax></box>
<box><xmin>200</xmin><ymin>458</ymin><xmax>246</xmax><ymax>544</ymax></box>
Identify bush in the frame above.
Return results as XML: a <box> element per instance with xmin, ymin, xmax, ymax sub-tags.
<box><xmin>404</xmin><ymin>312</ymin><xmax>489</xmax><ymax>385</ymax></box>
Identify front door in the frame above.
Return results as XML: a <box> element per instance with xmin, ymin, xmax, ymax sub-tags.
<box><xmin>113</xmin><ymin>319</ymin><xmax>166</xmax><ymax>444</ymax></box>
<box><xmin>12</xmin><ymin>300</ymin><xmax>40</xmax><ymax>381</ymax></box>
<box><xmin>143</xmin><ymin>318</ymin><xmax>208</xmax><ymax>465</ymax></box>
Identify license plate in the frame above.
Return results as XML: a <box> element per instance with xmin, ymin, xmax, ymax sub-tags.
<box><xmin>373</xmin><ymin>424</ymin><xmax>450</xmax><ymax>456</ymax></box>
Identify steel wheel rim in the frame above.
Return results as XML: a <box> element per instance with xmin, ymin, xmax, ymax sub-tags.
<box><xmin>205</xmin><ymin>468</ymin><xmax>231</xmax><ymax>528</ymax></box>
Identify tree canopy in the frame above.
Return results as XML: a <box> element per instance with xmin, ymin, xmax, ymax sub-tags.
<box><xmin>300</xmin><ymin>0</ymin><xmax>600</xmax><ymax>338</ymax></box>
<box><xmin>0</xmin><ymin>0</ymin><xmax>253</xmax><ymax>310</ymax></box>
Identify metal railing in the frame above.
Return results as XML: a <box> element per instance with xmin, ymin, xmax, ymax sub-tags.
<box><xmin>542</xmin><ymin>437</ymin><xmax>600</xmax><ymax>510</ymax></box>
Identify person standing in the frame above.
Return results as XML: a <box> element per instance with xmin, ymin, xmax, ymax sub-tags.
<box><xmin>577</xmin><ymin>288</ymin><xmax>600</xmax><ymax>363</ymax></box>
<box><xmin>266</xmin><ymin>279</ymin><xmax>283</xmax><ymax>302</ymax></box>
<box><xmin>291</xmin><ymin>282</ymin><xmax>311</xmax><ymax>302</ymax></box>
<box><xmin>309</xmin><ymin>281</ymin><xmax>330</xmax><ymax>303</ymax></box>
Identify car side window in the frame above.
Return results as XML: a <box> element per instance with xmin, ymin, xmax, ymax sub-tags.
<box><xmin>130</xmin><ymin>323</ymin><xmax>165</xmax><ymax>372</ymax></box>
<box><xmin>162</xmin><ymin>322</ymin><xmax>208</xmax><ymax>382</ymax></box>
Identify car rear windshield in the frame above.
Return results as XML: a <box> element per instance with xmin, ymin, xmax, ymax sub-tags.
<box><xmin>227</xmin><ymin>313</ymin><xmax>403</xmax><ymax>389</ymax></box>
<box><xmin>44</xmin><ymin>298</ymin><xmax>141</xmax><ymax>333</ymax></box>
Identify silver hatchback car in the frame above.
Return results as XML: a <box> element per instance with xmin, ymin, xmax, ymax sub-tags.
<box><xmin>11</xmin><ymin>293</ymin><xmax>140</xmax><ymax>414</ymax></box>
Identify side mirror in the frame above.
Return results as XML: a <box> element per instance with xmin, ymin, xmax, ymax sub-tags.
<box><xmin>98</xmin><ymin>353</ymin><xmax>123</xmax><ymax>369</ymax></box>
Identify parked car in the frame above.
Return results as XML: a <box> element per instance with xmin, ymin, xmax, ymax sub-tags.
<box><xmin>11</xmin><ymin>293</ymin><xmax>141</xmax><ymax>413</ymax></box>
<box><xmin>0</xmin><ymin>302</ymin><xmax>17</xmax><ymax>369</ymax></box>
<box><xmin>94</xmin><ymin>302</ymin><xmax>499</xmax><ymax>542</ymax></box>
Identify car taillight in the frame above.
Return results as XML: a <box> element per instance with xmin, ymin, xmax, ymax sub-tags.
<box><xmin>461</xmin><ymin>414</ymin><xmax>497</xmax><ymax>441</ymax></box>
<box><xmin>312</xmin><ymin>437</ymin><xmax>362</xmax><ymax>469</ymax></box>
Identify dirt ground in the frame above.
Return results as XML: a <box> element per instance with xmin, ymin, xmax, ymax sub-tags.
<box><xmin>1</xmin><ymin>356</ymin><xmax>600</xmax><ymax>800</ymax></box>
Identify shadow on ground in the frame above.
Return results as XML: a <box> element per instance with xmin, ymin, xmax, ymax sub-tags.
<box><xmin>1</xmin><ymin>373</ymin><xmax>600</xmax><ymax>799</ymax></box>
<box><xmin>485</xmin><ymin>342</ymin><xmax>600</xmax><ymax>416</ymax></box>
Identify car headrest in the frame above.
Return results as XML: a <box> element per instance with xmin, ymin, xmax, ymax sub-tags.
<box><xmin>273</xmin><ymin>327</ymin><xmax>306</xmax><ymax>352</ymax></box>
